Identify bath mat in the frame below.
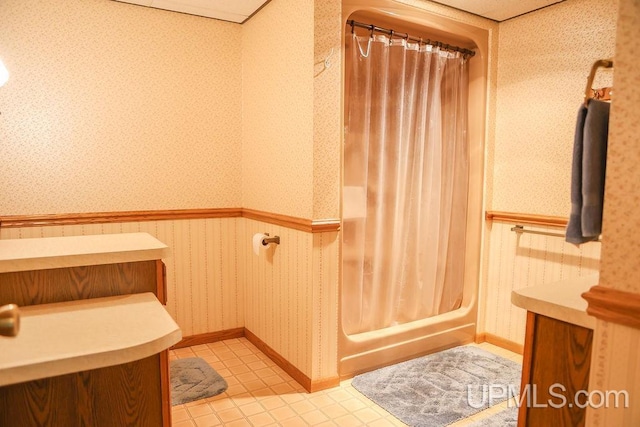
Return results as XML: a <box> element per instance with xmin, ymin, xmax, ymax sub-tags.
<box><xmin>351</xmin><ymin>346</ymin><xmax>522</xmax><ymax>427</ymax></box>
<box><xmin>469</xmin><ymin>406</ymin><xmax>518</xmax><ymax>426</ymax></box>
<box><xmin>170</xmin><ymin>357</ymin><xmax>228</xmax><ymax>406</ymax></box>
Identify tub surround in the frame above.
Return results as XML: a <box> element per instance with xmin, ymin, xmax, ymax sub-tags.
<box><xmin>512</xmin><ymin>275</ymin><xmax>596</xmax><ymax>426</ymax></box>
<box><xmin>0</xmin><ymin>292</ymin><xmax>181</xmax><ymax>387</ymax></box>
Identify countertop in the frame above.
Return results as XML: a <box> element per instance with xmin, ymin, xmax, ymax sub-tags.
<box><xmin>0</xmin><ymin>292</ymin><xmax>181</xmax><ymax>387</ymax></box>
<box><xmin>0</xmin><ymin>232</ymin><xmax>169</xmax><ymax>273</ymax></box>
<box><xmin>511</xmin><ymin>274</ymin><xmax>598</xmax><ymax>330</ymax></box>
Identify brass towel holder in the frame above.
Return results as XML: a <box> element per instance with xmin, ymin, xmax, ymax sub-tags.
<box><xmin>584</xmin><ymin>59</ymin><xmax>613</xmax><ymax>106</ymax></box>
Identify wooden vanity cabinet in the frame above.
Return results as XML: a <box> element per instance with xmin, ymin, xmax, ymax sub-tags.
<box><xmin>0</xmin><ymin>255</ymin><xmax>171</xmax><ymax>427</ymax></box>
<box><xmin>0</xmin><ymin>259</ymin><xmax>167</xmax><ymax>307</ymax></box>
<box><xmin>518</xmin><ymin>311</ymin><xmax>593</xmax><ymax>427</ymax></box>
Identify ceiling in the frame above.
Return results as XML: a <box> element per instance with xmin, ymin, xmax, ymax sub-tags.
<box><xmin>113</xmin><ymin>0</ymin><xmax>271</xmax><ymax>24</ymax></box>
<box><xmin>114</xmin><ymin>0</ymin><xmax>564</xmax><ymax>24</ymax></box>
<box><xmin>417</xmin><ymin>0</ymin><xmax>565</xmax><ymax>22</ymax></box>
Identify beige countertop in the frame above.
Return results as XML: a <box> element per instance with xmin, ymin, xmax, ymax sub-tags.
<box><xmin>0</xmin><ymin>232</ymin><xmax>169</xmax><ymax>273</ymax></box>
<box><xmin>511</xmin><ymin>274</ymin><xmax>599</xmax><ymax>330</ymax></box>
<box><xmin>0</xmin><ymin>292</ymin><xmax>181</xmax><ymax>387</ymax></box>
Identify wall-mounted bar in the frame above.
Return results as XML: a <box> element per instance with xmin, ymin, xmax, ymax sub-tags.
<box><xmin>347</xmin><ymin>19</ymin><xmax>476</xmax><ymax>58</ymax></box>
<box><xmin>511</xmin><ymin>225</ymin><xmax>601</xmax><ymax>242</ymax></box>
<box><xmin>261</xmin><ymin>233</ymin><xmax>280</xmax><ymax>246</ymax></box>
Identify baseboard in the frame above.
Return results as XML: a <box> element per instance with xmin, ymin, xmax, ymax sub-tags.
<box><xmin>475</xmin><ymin>332</ymin><xmax>524</xmax><ymax>355</ymax></box>
<box><xmin>244</xmin><ymin>329</ymin><xmax>339</xmax><ymax>393</ymax></box>
<box><xmin>171</xmin><ymin>327</ymin><xmax>245</xmax><ymax>349</ymax></box>
<box><xmin>172</xmin><ymin>327</ymin><xmax>340</xmax><ymax>392</ymax></box>
<box><xmin>309</xmin><ymin>377</ymin><xmax>341</xmax><ymax>393</ymax></box>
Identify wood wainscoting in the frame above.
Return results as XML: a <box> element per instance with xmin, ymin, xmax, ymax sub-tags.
<box><xmin>0</xmin><ymin>208</ymin><xmax>341</xmax><ymax>393</ymax></box>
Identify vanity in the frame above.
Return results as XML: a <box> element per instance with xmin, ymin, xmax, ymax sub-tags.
<box><xmin>512</xmin><ymin>275</ymin><xmax>597</xmax><ymax>427</ymax></box>
<box><xmin>0</xmin><ymin>233</ymin><xmax>181</xmax><ymax>427</ymax></box>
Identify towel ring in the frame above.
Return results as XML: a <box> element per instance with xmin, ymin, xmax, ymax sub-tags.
<box><xmin>584</xmin><ymin>59</ymin><xmax>613</xmax><ymax>106</ymax></box>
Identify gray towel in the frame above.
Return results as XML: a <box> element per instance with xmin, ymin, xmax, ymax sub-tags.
<box><xmin>566</xmin><ymin>105</ymin><xmax>588</xmax><ymax>244</ymax></box>
<box><xmin>565</xmin><ymin>100</ymin><xmax>610</xmax><ymax>244</ymax></box>
<box><xmin>582</xmin><ymin>100</ymin><xmax>610</xmax><ymax>237</ymax></box>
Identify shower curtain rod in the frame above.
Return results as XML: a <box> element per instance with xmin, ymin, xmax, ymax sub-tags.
<box><xmin>347</xmin><ymin>19</ymin><xmax>476</xmax><ymax>58</ymax></box>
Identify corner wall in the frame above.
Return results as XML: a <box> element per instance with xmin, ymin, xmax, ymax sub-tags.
<box><xmin>587</xmin><ymin>0</ymin><xmax>640</xmax><ymax>424</ymax></box>
<box><xmin>241</xmin><ymin>0</ymin><xmax>315</xmax><ymax>219</ymax></box>
<box><xmin>480</xmin><ymin>0</ymin><xmax>618</xmax><ymax>345</ymax></box>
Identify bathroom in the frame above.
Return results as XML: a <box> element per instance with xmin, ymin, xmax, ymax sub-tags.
<box><xmin>0</xmin><ymin>0</ymin><xmax>638</xmax><ymax>425</ymax></box>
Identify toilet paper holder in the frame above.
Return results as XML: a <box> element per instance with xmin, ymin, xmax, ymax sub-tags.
<box><xmin>262</xmin><ymin>233</ymin><xmax>280</xmax><ymax>246</ymax></box>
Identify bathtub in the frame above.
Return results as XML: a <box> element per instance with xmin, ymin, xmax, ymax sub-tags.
<box><xmin>339</xmin><ymin>0</ymin><xmax>490</xmax><ymax>378</ymax></box>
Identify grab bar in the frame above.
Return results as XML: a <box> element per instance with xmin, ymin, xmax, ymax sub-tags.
<box><xmin>510</xmin><ymin>225</ymin><xmax>601</xmax><ymax>242</ymax></box>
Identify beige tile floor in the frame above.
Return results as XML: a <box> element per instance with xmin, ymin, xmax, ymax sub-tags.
<box><xmin>170</xmin><ymin>338</ymin><xmax>523</xmax><ymax>427</ymax></box>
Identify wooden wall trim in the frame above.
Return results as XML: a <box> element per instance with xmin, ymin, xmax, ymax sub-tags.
<box><xmin>244</xmin><ymin>328</ymin><xmax>339</xmax><ymax>393</ymax></box>
<box><xmin>582</xmin><ymin>285</ymin><xmax>640</xmax><ymax>330</ymax></box>
<box><xmin>485</xmin><ymin>211</ymin><xmax>568</xmax><ymax>228</ymax></box>
<box><xmin>475</xmin><ymin>332</ymin><xmax>524</xmax><ymax>355</ymax></box>
<box><xmin>242</xmin><ymin>208</ymin><xmax>340</xmax><ymax>233</ymax></box>
<box><xmin>244</xmin><ymin>328</ymin><xmax>313</xmax><ymax>392</ymax></box>
<box><xmin>173</xmin><ymin>328</ymin><xmax>339</xmax><ymax>393</ymax></box>
<box><xmin>0</xmin><ymin>208</ymin><xmax>243</xmax><ymax>228</ymax></box>
<box><xmin>171</xmin><ymin>328</ymin><xmax>245</xmax><ymax>349</ymax></box>
<box><xmin>0</xmin><ymin>208</ymin><xmax>341</xmax><ymax>233</ymax></box>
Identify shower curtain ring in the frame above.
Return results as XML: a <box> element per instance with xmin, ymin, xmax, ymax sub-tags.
<box><xmin>389</xmin><ymin>30</ymin><xmax>394</xmax><ymax>45</ymax></box>
<box><xmin>369</xmin><ymin>24</ymin><xmax>374</xmax><ymax>39</ymax></box>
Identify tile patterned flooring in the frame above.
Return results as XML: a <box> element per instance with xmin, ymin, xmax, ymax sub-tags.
<box><xmin>170</xmin><ymin>338</ymin><xmax>523</xmax><ymax>427</ymax></box>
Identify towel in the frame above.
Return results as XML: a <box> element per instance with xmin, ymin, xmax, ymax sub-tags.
<box><xmin>566</xmin><ymin>105</ymin><xmax>588</xmax><ymax>244</ymax></box>
<box><xmin>565</xmin><ymin>100</ymin><xmax>610</xmax><ymax>244</ymax></box>
<box><xmin>581</xmin><ymin>100</ymin><xmax>610</xmax><ymax>237</ymax></box>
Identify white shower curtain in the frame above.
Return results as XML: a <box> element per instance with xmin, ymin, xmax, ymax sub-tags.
<box><xmin>343</xmin><ymin>33</ymin><xmax>470</xmax><ymax>335</ymax></box>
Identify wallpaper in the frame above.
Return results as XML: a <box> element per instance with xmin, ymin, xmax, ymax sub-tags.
<box><xmin>241</xmin><ymin>0</ymin><xmax>315</xmax><ymax>220</ymax></box>
<box><xmin>599</xmin><ymin>0</ymin><xmax>640</xmax><ymax>295</ymax></box>
<box><xmin>0</xmin><ymin>0</ymin><xmax>242</xmax><ymax>215</ymax></box>
<box><xmin>313</xmin><ymin>0</ymin><xmax>342</xmax><ymax>220</ymax></box>
<box><xmin>491</xmin><ymin>0</ymin><xmax>618</xmax><ymax>216</ymax></box>
<box><xmin>588</xmin><ymin>0</ymin><xmax>640</xmax><ymax>424</ymax></box>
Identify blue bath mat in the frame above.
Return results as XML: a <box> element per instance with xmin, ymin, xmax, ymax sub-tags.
<box><xmin>351</xmin><ymin>346</ymin><xmax>522</xmax><ymax>427</ymax></box>
<box><xmin>470</xmin><ymin>406</ymin><xmax>518</xmax><ymax>426</ymax></box>
<box><xmin>170</xmin><ymin>357</ymin><xmax>228</xmax><ymax>405</ymax></box>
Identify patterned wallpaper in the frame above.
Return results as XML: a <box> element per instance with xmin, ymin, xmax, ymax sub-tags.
<box><xmin>241</xmin><ymin>0</ymin><xmax>315</xmax><ymax>220</ymax></box>
<box><xmin>599</xmin><ymin>0</ymin><xmax>640</xmax><ymax>295</ymax></box>
<box><xmin>588</xmin><ymin>1</ymin><xmax>640</xmax><ymax>424</ymax></box>
<box><xmin>491</xmin><ymin>0</ymin><xmax>618</xmax><ymax>216</ymax></box>
<box><xmin>0</xmin><ymin>0</ymin><xmax>242</xmax><ymax>215</ymax></box>
<box><xmin>313</xmin><ymin>0</ymin><xmax>342</xmax><ymax>220</ymax></box>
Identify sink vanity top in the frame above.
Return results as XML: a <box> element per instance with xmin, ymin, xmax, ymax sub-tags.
<box><xmin>0</xmin><ymin>292</ymin><xmax>180</xmax><ymax>387</ymax></box>
<box><xmin>511</xmin><ymin>274</ymin><xmax>598</xmax><ymax>329</ymax></box>
<box><xmin>0</xmin><ymin>232</ymin><xmax>168</xmax><ymax>273</ymax></box>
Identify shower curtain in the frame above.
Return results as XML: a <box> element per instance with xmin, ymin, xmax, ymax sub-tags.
<box><xmin>343</xmin><ymin>33</ymin><xmax>470</xmax><ymax>335</ymax></box>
